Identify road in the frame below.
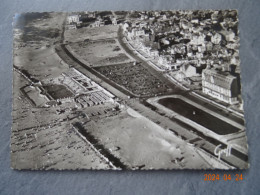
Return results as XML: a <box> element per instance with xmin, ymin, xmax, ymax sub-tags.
<box><xmin>117</xmin><ymin>26</ymin><xmax>245</xmax><ymax>125</ymax></box>
<box><xmin>57</xmin><ymin>23</ymin><xmax>248</xmax><ymax>168</ymax></box>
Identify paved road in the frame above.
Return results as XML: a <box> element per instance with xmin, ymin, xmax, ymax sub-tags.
<box><xmin>56</xmin><ymin>42</ymin><xmax>248</xmax><ymax>168</ymax></box>
<box><xmin>117</xmin><ymin>26</ymin><xmax>245</xmax><ymax>126</ymax></box>
<box><xmin>128</xmin><ymin>99</ymin><xmax>248</xmax><ymax>168</ymax></box>
<box><xmin>57</xmin><ymin>24</ymin><xmax>248</xmax><ymax>168</ymax></box>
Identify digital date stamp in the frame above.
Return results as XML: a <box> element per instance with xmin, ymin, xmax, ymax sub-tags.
<box><xmin>204</xmin><ymin>173</ymin><xmax>244</xmax><ymax>181</ymax></box>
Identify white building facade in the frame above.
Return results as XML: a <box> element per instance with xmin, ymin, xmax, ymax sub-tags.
<box><xmin>202</xmin><ymin>69</ymin><xmax>238</xmax><ymax>104</ymax></box>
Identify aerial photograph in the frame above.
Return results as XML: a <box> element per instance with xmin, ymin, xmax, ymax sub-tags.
<box><xmin>12</xmin><ymin>10</ymin><xmax>249</xmax><ymax>170</ymax></box>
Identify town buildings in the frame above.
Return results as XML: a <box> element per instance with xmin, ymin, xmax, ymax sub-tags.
<box><xmin>66</xmin><ymin>10</ymin><xmax>241</xmax><ymax>106</ymax></box>
<box><xmin>202</xmin><ymin>68</ymin><xmax>238</xmax><ymax>104</ymax></box>
<box><xmin>67</xmin><ymin>15</ymin><xmax>82</xmax><ymax>29</ymax></box>
<box><xmin>120</xmin><ymin>10</ymin><xmax>241</xmax><ymax>105</ymax></box>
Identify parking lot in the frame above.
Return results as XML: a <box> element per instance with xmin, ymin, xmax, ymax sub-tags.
<box><xmin>94</xmin><ymin>62</ymin><xmax>171</xmax><ymax>97</ymax></box>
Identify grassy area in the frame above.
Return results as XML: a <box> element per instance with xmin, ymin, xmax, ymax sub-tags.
<box><xmin>64</xmin><ymin>25</ymin><xmax>119</xmax><ymax>42</ymax></box>
<box><xmin>67</xmin><ymin>38</ymin><xmax>132</xmax><ymax>66</ymax></box>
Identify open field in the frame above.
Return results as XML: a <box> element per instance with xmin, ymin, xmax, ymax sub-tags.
<box><xmin>64</xmin><ymin>25</ymin><xmax>119</xmax><ymax>42</ymax></box>
<box><xmin>67</xmin><ymin>38</ymin><xmax>133</xmax><ymax>67</ymax></box>
<box><xmin>85</xmin><ymin>107</ymin><xmax>227</xmax><ymax>169</ymax></box>
<box><xmin>13</xmin><ymin>13</ymin><xmax>68</xmax><ymax>81</ymax></box>
<box><xmin>12</xmin><ymin>71</ymin><xmax>112</xmax><ymax>170</ymax></box>
<box><xmin>14</xmin><ymin>45</ymin><xmax>70</xmax><ymax>81</ymax></box>
<box><xmin>11</xmin><ymin>11</ymin><xmax>248</xmax><ymax>170</ymax></box>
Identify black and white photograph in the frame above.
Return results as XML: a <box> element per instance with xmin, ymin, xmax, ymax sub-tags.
<box><xmin>12</xmin><ymin>10</ymin><xmax>249</xmax><ymax>170</ymax></box>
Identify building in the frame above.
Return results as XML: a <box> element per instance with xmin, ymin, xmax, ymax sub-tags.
<box><xmin>67</xmin><ymin>15</ymin><xmax>82</xmax><ymax>28</ymax></box>
<box><xmin>67</xmin><ymin>24</ymin><xmax>77</xmax><ymax>30</ymax></box>
<box><xmin>67</xmin><ymin>15</ymin><xmax>80</xmax><ymax>24</ymax></box>
<box><xmin>112</xmin><ymin>17</ymin><xmax>117</xmax><ymax>25</ymax></box>
<box><xmin>211</xmin><ymin>33</ymin><xmax>222</xmax><ymax>44</ymax></box>
<box><xmin>202</xmin><ymin>68</ymin><xmax>238</xmax><ymax>104</ymax></box>
<box><xmin>180</xmin><ymin>64</ymin><xmax>199</xmax><ymax>77</ymax></box>
<box><xmin>190</xmin><ymin>34</ymin><xmax>205</xmax><ymax>45</ymax></box>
